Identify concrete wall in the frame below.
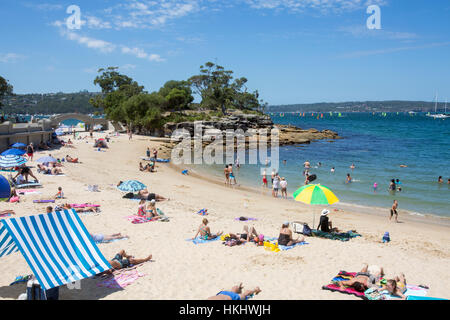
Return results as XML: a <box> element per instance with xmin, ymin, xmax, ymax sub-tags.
<box><xmin>0</xmin><ymin>121</ymin><xmax>53</xmax><ymax>151</ymax></box>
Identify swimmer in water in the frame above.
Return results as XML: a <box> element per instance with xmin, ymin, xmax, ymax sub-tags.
<box><xmin>331</xmin><ymin>167</ymin><xmax>335</xmax><ymax>173</ymax></box>
<box><xmin>438</xmin><ymin>176</ymin><xmax>443</xmax><ymax>184</ymax></box>
<box><xmin>346</xmin><ymin>173</ymin><xmax>352</xmax><ymax>184</ymax></box>
<box><xmin>304</xmin><ymin>161</ymin><xmax>311</xmax><ymax>169</ymax></box>
<box><xmin>350</xmin><ymin>163</ymin><xmax>355</xmax><ymax>170</ymax></box>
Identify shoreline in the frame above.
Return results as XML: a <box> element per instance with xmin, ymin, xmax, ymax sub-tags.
<box><xmin>172</xmin><ymin>163</ymin><xmax>450</xmax><ymax>228</ymax></box>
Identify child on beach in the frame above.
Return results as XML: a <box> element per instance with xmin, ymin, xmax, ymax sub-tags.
<box><xmin>280</xmin><ymin>177</ymin><xmax>288</xmax><ymax>199</ymax></box>
<box><xmin>262</xmin><ymin>169</ymin><xmax>268</xmax><ymax>188</ymax></box>
<box><xmin>55</xmin><ymin>187</ymin><xmax>64</xmax><ymax>199</ymax></box>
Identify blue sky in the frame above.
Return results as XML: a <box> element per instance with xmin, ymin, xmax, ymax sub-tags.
<box><xmin>0</xmin><ymin>0</ymin><xmax>449</xmax><ymax>104</ymax></box>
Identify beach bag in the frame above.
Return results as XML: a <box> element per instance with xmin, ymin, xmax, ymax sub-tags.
<box><xmin>302</xmin><ymin>224</ymin><xmax>312</xmax><ymax>236</ymax></box>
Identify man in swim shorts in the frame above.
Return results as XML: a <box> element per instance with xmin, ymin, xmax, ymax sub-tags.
<box><xmin>390</xmin><ymin>200</ymin><xmax>399</xmax><ymax>223</ymax></box>
<box><xmin>107</xmin><ymin>250</ymin><xmax>152</xmax><ymax>272</ymax></box>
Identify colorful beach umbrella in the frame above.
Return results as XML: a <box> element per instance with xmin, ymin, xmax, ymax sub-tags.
<box><xmin>1</xmin><ymin>148</ymin><xmax>26</xmax><ymax>156</ymax></box>
<box><xmin>0</xmin><ymin>155</ymin><xmax>27</xmax><ymax>168</ymax></box>
<box><xmin>293</xmin><ymin>184</ymin><xmax>339</xmax><ymax>227</ymax></box>
<box><xmin>10</xmin><ymin>143</ymin><xmax>27</xmax><ymax>149</ymax></box>
<box><xmin>117</xmin><ymin>180</ymin><xmax>147</xmax><ymax>192</ymax></box>
<box><xmin>36</xmin><ymin>156</ymin><xmax>57</xmax><ymax>163</ymax></box>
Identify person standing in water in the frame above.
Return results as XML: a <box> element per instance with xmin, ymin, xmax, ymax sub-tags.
<box><xmin>390</xmin><ymin>200</ymin><xmax>399</xmax><ymax>223</ymax></box>
<box><xmin>350</xmin><ymin>163</ymin><xmax>355</xmax><ymax>170</ymax></box>
<box><xmin>331</xmin><ymin>167</ymin><xmax>335</xmax><ymax>173</ymax></box>
<box><xmin>262</xmin><ymin>169</ymin><xmax>268</xmax><ymax>188</ymax></box>
<box><xmin>228</xmin><ymin>164</ymin><xmax>237</xmax><ymax>185</ymax></box>
<box><xmin>438</xmin><ymin>176</ymin><xmax>443</xmax><ymax>184</ymax></box>
<box><xmin>373</xmin><ymin>182</ymin><xmax>378</xmax><ymax>193</ymax></box>
<box><xmin>224</xmin><ymin>166</ymin><xmax>230</xmax><ymax>185</ymax></box>
<box><xmin>272</xmin><ymin>174</ymin><xmax>280</xmax><ymax>198</ymax></box>
<box><xmin>389</xmin><ymin>179</ymin><xmax>396</xmax><ymax>192</ymax></box>
<box><xmin>235</xmin><ymin>157</ymin><xmax>240</xmax><ymax>169</ymax></box>
<box><xmin>346</xmin><ymin>173</ymin><xmax>352</xmax><ymax>184</ymax></box>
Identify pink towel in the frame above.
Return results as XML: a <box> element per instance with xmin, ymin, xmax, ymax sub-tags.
<box><xmin>124</xmin><ymin>215</ymin><xmax>155</xmax><ymax>224</ymax></box>
<box><xmin>97</xmin><ymin>269</ymin><xmax>146</xmax><ymax>289</ymax></box>
<box><xmin>70</xmin><ymin>203</ymin><xmax>100</xmax><ymax>208</ymax></box>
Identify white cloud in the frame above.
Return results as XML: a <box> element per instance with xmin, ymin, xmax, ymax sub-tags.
<box><xmin>63</xmin><ymin>31</ymin><xmax>116</xmax><ymax>53</ymax></box>
<box><xmin>121</xmin><ymin>46</ymin><xmax>165</xmax><ymax>62</ymax></box>
<box><xmin>244</xmin><ymin>0</ymin><xmax>388</xmax><ymax>14</ymax></box>
<box><xmin>0</xmin><ymin>53</ymin><xmax>25</xmax><ymax>63</ymax></box>
<box><xmin>23</xmin><ymin>2</ymin><xmax>63</xmax><ymax>11</ymax></box>
<box><xmin>339</xmin><ymin>25</ymin><xmax>418</xmax><ymax>40</ymax></box>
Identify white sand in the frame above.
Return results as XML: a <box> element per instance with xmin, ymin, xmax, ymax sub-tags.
<box><xmin>0</xmin><ymin>132</ymin><xmax>449</xmax><ymax>300</ymax></box>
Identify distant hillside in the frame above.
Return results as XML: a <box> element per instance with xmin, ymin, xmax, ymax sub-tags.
<box><xmin>267</xmin><ymin>101</ymin><xmax>446</xmax><ymax>113</ymax></box>
<box><xmin>1</xmin><ymin>91</ymin><xmax>100</xmax><ymax>114</ymax></box>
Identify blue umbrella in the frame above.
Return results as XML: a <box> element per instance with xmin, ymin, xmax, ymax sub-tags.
<box><xmin>0</xmin><ymin>174</ymin><xmax>11</xmax><ymax>201</ymax></box>
<box><xmin>10</xmin><ymin>143</ymin><xmax>27</xmax><ymax>149</ymax></box>
<box><xmin>0</xmin><ymin>155</ymin><xmax>27</xmax><ymax>168</ymax></box>
<box><xmin>1</xmin><ymin>148</ymin><xmax>26</xmax><ymax>156</ymax></box>
<box><xmin>117</xmin><ymin>180</ymin><xmax>147</xmax><ymax>192</ymax></box>
<box><xmin>36</xmin><ymin>156</ymin><xmax>57</xmax><ymax>163</ymax></box>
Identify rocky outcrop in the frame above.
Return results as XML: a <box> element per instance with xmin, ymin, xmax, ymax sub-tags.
<box><xmin>162</xmin><ymin>115</ymin><xmax>340</xmax><ymax>148</ymax></box>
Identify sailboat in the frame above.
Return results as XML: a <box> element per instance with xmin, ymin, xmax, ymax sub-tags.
<box><xmin>427</xmin><ymin>93</ymin><xmax>449</xmax><ymax>119</ymax></box>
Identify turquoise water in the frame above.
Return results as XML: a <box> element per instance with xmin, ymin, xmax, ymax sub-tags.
<box><xmin>189</xmin><ymin>113</ymin><xmax>450</xmax><ymax>217</ymax></box>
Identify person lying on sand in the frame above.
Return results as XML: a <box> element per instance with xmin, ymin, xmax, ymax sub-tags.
<box><xmin>104</xmin><ymin>250</ymin><xmax>152</xmax><ymax>273</ymax></box>
<box><xmin>229</xmin><ymin>226</ymin><xmax>260</xmax><ymax>242</ymax></box>
<box><xmin>207</xmin><ymin>283</ymin><xmax>261</xmax><ymax>300</ymax></box>
<box><xmin>37</xmin><ymin>164</ymin><xmax>63</xmax><ymax>175</ymax></box>
<box><xmin>376</xmin><ymin>273</ymin><xmax>407</xmax><ymax>299</ymax></box>
<box><xmin>62</xmin><ymin>203</ymin><xmax>99</xmax><ymax>213</ymax></box>
<box><xmin>192</xmin><ymin>218</ymin><xmax>223</xmax><ymax>240</ymax></box>
<box><xmin>90</xmin><ymin>233</ymin><xmax>128</xmax><ymax>243</ymax></box>
<box><xmin>278</xmin><ymin>222</ymin><xmax>304</xmax><ymax>246</ymax></box>
<box><xmin>66</xmin><ymin>155</ymin><xmax>79</xmax><ymax>163</ymax></box>
<box><xmin>138</xmin><ymin>189</ymin><xmax>168</xmax><ymax>201</ymax></box>
<box><xmin>336</xmin><ymin>264</ymin><xmax>384</xmax><ymax>292</ymax></box>
<box><xmin>0</xmin><ymin>210</ymin><xmax>15</xmax><ymax>215</ymax></box>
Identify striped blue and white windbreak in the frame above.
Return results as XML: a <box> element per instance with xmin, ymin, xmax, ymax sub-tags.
<box><xmin>0</xmin><ymin>224</ymin><xmax>19</xmax><ymax>257</ymax></box>
<box><xmin>0</xmin><ymin>209</ymin><xmax>111</xmax><ymax>290</ymax></box>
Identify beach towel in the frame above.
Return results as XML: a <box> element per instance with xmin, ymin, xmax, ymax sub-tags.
<box><xmin>125</xmin><ymin>215</ymin><xmax>156</xmax><ymax>224</ymax></box>
<box><xmin>70</xmin><ymin>204</ymin><xmax>100</xmax><ymax>208</ymax></box>
<box><xmin>234</xmin><ymin>217</ymin><xmax>257</xmax><ymax>222</ymax></box>
<box><xmin>0</xmin><ymin>213</ymin><xmax>13</xmax><ymax>218</ymax></box>
<box><xmin>278</xmin><ymin>241</ymin><xmax>309</xmax><ymax>251</ymax></box>
<box><xmin>197</xmin><ymin>209</ymin><xmax>208</xmax><ymax>215</ymax></box>
<box><xmin>322</xmin><ymin>271</ymin><xmax>367</xmax><ymax>299</ymax></box>
<box><xmin>188</xmin><ymin>237</ymin><xmax>221</xmax><ymax>245</ymax></box>
<box><xmin>96</xmin><ymin>269</ymin><xmax>146</xmax><ymax>289</ymax></box>
<box><xmin>312</xmin><ymin>230</ymin><xmax>361</xmax><ymax>242</ymax></box>
<box><xmin>10</xmin><ymin>275</ymin><xmax>32</xmax><ymax>286</ymax></box>
<box><xmin>96</xmin><ymin>237</ymin><xmax>129</xmax><ymax>244</ymax></box>
<box><xmin>33</xmin><ymin>200</ymin><xmax>55</xmax><ymax>203</ymax></box>
<box><xmin>16</xmin><ymin>189</ymin><xmax>41</xmax><ymax>195</ymax></box>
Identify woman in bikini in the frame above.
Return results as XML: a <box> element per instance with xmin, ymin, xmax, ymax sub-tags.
<box><xmin>208</xmin><ymin>283</ymin><xmax>262</xmax><ymax>300</ymax></box>
<box><xmin>336</xmin><ymin>264</ymin><xmax>384</xmax><ymax>292</ymax></box>
<box><xmin>377</xmin><ymin>273</ymin><xmax>407</xmax><ymax>299</ymax></box>
<box><xmin>192</xmin><ymin>218</ymin><xmax>223</xmax><ymax>240</ymax></box>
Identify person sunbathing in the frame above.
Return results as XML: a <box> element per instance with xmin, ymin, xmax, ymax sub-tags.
<box><xmin>107</xmin><ymin>250</ymin><xmax>152</xmax><ymax>272</ymax></box>
<box><xmin>377</xmin><ymin>273</ymin><xmax>407</xmax><ymax>299</ymax></box>
<box><xmin>207</xmin><ymin>283</ymin><xmax>262</xmax><ymax>300</ymax></box>
<box><xmin>0</xmin><ymin>210</ymin><xmax>15</xmax><ymax>215</ymax></box>
<box><xmin>66</xmin><ymin>155</ymin><xmax>79</xmax><ymax>163</ymax></box>
<box><xmin>137</xmin><ymin>199</ymin><xmax>164</xmax><ymax>220</ymax></box>
<box><xmin>90</xmin><ymin>233</ymin><xmax>128</xmax><ymax>243</ymax></box>
<box><xmin>139</xmin><ymin>162</ymin><xmax>152</xmax><ymax>172</ymax></box>
<box><xmin>229</xmin><ymin>226</ymin><xmax>260</xmax><ymax>243</ymax></box>
<box><xmin>192</xmin><ymin>218</ymin><xmax>223</xmax><ymax>240</ymax></box>
<box><xmin>37</xmin><ymin>164</ymin><xmax>61</xmax><ymax>175</ymax></box>
<box><xmin>336</xmin><ymin>263</ymin><xmax>384</xmax><ymax>292</ymax></box>
<box><xmin>137</xmin><ymin>189</ymin><xmax>168</xmax><ymax>201</ymax></box>
<box><xmin>62</xmin><ymin>203</ymin><xmax>98</xmax><ymax>213</ymax></box>
<box><xmin>278</xmin><ymin>222</ymin><xmax>304</xmax><ymax>246</ymax></box>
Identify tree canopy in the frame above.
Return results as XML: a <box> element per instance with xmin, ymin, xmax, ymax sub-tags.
<box><xmin>0</xmin><ymin>76</ymin><xmax>13</xmax><ymax>109</ymax></box>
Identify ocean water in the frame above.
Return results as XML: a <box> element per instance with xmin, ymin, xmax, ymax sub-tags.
<box><xmin>188</xmin><ymin>113</ymin><xmax>450</xmax><ymax>217</ymax></box>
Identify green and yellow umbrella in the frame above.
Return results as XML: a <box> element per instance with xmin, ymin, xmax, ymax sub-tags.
<box><xmin>293</xmin><ymin>184</ymin><xmax>339</xmax><ymax>227</ymax></box>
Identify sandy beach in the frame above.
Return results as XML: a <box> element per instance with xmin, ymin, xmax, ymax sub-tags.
<box><xmin>1</xmin><ymin>131</ymin><xmax>449</xmax><ymax>300</ymax></box>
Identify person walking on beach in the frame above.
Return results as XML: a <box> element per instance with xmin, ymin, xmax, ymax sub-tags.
<box><xmin>262</xmin><ymin>169</ymin><xmax>268</xmax><ymax>188</ymax></box>
<box><xmin>224</xmin><ymin>166</ymin><xmax>230</xmax><ymax>185</ymax></box>
<box><xmin>26</xmin><ymin>143</ymin><xmax>34</xmax><ymax>161</ymax></box>
<box><xmin>272</xmin><ymin>174</ymin><xmax>280</xmax><ymax>198</ymax></box>
<box><xmin>390</xmin><ymin>200</ymin><xmax>399</xmax><ymax>223</ymax></box>
<box><xmin>228</xmin><ymin>164</ymin><xmax>237</xmax><ymax>185</ymax></box>
<box><xmin>280</xmin><ymin>177</ymin><xmax>288</xmax><ymax>199</ymax></box>
<box><xmin>146</xmin><ymin>148</ymin><xmax>151</xmax><ymax>158</ymax></box>
<box><xmin>153</xmin><ymin>148</ymin><xmax>158</xmax><ymax>160</ymax></box>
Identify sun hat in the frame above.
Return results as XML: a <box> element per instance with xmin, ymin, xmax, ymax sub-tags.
<box><xmin>150</xmin><ymin>199</ymin><xmax>156</xmax><ymax>204</ymax></box>
<box><xmin>283</xmin><ymin>221</ymin><xmax>290</xmax><ymax>227</ymax></box>
<box><xmin>321</xmin><ymin>209</ymin><xmax>329</xmax><ymax>216</ymax></box>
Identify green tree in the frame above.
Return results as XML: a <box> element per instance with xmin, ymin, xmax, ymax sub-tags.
<box><xmin>0</xmin><ymin>76</ymin><xmax>13</xmax><ymax>109</ymax></box>
<box><xmin>158</xmin><ymin>80</ymin><xmax>194</xmax><ymax>112</ymax></box>
<box><xmin>121</xmin><ymin>93</ymin><xmax>164</xmax><ymax>131</ymax></box>
<box><xmin>90</xmin><ymin>67</ymin><xmax>144</xmax><ymax>122</ymax></box>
